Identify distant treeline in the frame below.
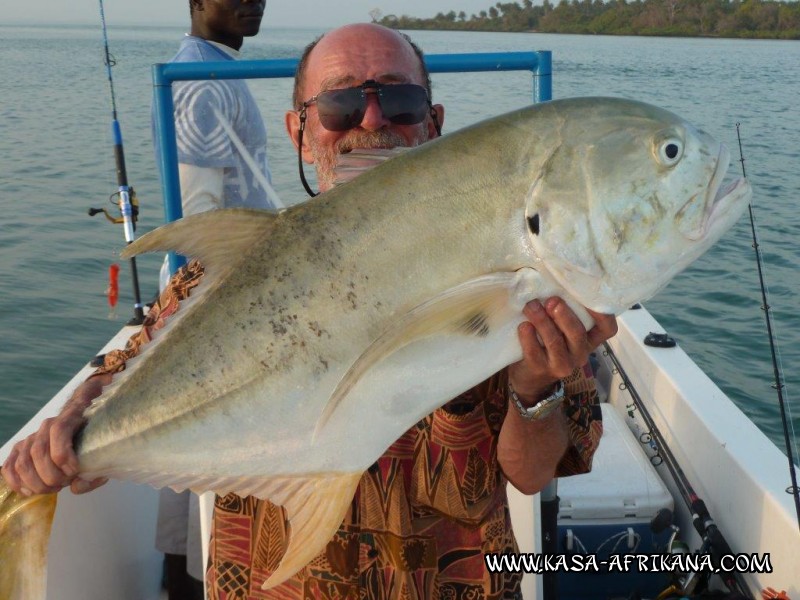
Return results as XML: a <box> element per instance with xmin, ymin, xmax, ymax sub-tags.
<box><xmin>375</xmin><ymin>0</ymin><xmax>800</xmax><ymax>39</ymax></box>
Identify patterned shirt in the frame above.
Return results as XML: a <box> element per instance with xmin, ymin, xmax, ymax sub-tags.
<box><xmin>95</xmin><ymin>261</ymin><xmax>602</xmax><ymax>600</ymax></box>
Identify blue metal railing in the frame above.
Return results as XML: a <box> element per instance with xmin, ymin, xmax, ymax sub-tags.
<box><xmin>152</xmin><ymin>51</ymin><xmax>552</xmax><ymax>272</ymax></box>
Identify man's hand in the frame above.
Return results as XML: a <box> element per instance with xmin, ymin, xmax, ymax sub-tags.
<box><xmin>499</xmin><ymin>297</ymin><xmax>617</xmax><ymax>494</ymax></box>
<box><xmin>1</xmin><ymin>375</ymin><xmax>111</xmax><ymax>496</ymax></box>
<box><xmin>508</xmin><ymin>297</ymin><xmax>618</xmax><ymax>404</ymax></box>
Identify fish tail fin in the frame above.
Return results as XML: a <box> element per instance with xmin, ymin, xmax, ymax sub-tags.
<box><xmin>0</xmin><ymin>480</ymin><xmax>57</xmax><ymax>600</ymax></box>
<box><xmin>261</xmin><ymin>472</ymin><xmax>362</xmax><ymax>590</ymax></box>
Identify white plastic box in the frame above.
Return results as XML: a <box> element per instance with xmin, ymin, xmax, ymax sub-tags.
<box><xmin>558</xmin><ymin>403</ymin><xmax>673</xmax><ymax>523</ymax></box>
<box><xmin>556</xmin><ymin>403</ymin><xmax>674</xmax><ymax>598</ymax></box>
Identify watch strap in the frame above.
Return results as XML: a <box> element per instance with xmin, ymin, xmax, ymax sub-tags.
<box><xmin>509</xmin><ymin>379</ymin><xmax>565</xmax><ymax>421</ymax></box>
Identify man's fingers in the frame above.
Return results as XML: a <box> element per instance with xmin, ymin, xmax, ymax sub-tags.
<box><xmin>71</xmin><ymin>477</ymin><xmax>108</xmax><ymax>495</ymax></box>
<box><xmin>545</xmin><ymin>297</ymin><xmax>593</xmax><ymax>360</ymax></box>
<box><xmin>15</xmin><ymin>437</ymin><xmax>61</xmax><ymax>495</ymax></box>
<box><xmin>523</xmin><ymin>300</ymin><xmax>564</xmax><ymax>356</ymax></box>
<box><xmin>517</xmin><ymin>320</ymin><xmax>546</xmax><ymax>364</ymax></box>
<box><xmin>1</xmin><ymin>448</ymin><xmax>23</xmax><ymax>493</ymax></box>
<box><xmin>49</xmin><ymin>412</ymin><xmax>82</xmax><ymax>477</ymax></box>
<box><xmin>30</xmin><ymin>426</ymin><xmax>69</xmax><ymax>488</ymax></box>
<box><xmin>586</xmin><ymin>311</ymin><xmax>619</xmax><ymax>349</ymax></box>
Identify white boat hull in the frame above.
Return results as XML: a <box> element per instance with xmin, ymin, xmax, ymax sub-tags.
<box><xmin>2</xmin><ymin>306</ymin><xmax>798</xmax><ymax>598</ymax></box>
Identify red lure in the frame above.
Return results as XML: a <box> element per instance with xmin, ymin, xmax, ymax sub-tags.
<box><xmin>106</xmin><ymin>263</ymin><xmax>120</xmax><ymax>308</ymax></box>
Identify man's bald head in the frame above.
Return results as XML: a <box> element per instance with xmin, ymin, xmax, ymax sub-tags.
<box><xmin>292</xmin><ymin>23</ymin><xmax>432</xmax><ymax>110</ymax></box>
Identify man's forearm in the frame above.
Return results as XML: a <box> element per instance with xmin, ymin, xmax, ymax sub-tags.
<box><xmin>65</xmin><ymin>373</ymin><xmax>112</xmax><ymax>413</ymax></box>
<box><xmin>497</xmin><ymin>401</ymin><xmax>570</xmax><ymax>495</ymax></box>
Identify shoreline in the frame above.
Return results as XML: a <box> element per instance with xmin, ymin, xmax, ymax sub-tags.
<box><xmin>382</xmin><ymin>24</ymin><xmax>800</xmax><ymax>41</ymax></box>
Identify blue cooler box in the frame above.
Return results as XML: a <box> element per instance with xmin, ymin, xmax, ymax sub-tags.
<box><xmin>556</xmin><ymin>404</ymin><xmax>674</xmax><ymax>599</ymax></box>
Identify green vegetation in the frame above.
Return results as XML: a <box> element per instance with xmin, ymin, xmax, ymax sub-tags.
<box><xmin>375</xmin><ymin>0</ymin><xmax>800</xmax><ymax>39</ymax></box>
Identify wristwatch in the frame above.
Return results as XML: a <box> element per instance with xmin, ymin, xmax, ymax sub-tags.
<box><xmin>509</xmin><ymin>380</ymin><xmax>565</xmax><ymax>421</ymax></box>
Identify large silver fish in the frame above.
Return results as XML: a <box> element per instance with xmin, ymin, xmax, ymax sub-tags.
<box><xmin>0</xmin><ymin>97</ymin><xmax>751</xmax><ymax>597</ymax></box>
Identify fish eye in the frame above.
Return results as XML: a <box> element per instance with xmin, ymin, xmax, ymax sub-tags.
<box><xmin>658</xmin><ymin>138</ymin><xmax>683</xmax><ymax>166</ymax></box>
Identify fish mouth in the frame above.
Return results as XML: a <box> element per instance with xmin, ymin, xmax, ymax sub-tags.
<box><xmin>686</xmin><ymin>145</ymin><xmax>750</xmax><ymax>241</ymax></box>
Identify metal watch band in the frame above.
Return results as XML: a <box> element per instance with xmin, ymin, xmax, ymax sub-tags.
<box><xmin>509</xmin><ymin>379</ymin><xmax>565</xmax><ymax>421</ymax></box>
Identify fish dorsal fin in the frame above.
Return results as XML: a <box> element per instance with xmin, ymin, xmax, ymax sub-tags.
<box><xmin>121</xmin><ymin>208</ymin><xmax>280</xmax><ymax>285</ymax></box>
<box><xmin>334</xmin><ymin>147</ymin><xmax>410</xmax><ymax>186</ymax></box>
<box><xmin>314</xmin><ymin>270</ymin><xmax>544</xmax><ymax>439</ymax></box>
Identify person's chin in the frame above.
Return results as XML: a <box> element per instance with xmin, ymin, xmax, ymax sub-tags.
<box><xmin>240</xmin><ymin>18</ymin><xmax>263</xmax><ymax>35</ymax></box>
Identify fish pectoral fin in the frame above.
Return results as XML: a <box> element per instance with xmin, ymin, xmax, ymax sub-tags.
<box><xmin>314</xmin><ymin>271</ymin><xmax>542</xmax><ymax>438</ymax></box>
<box><xmin>0</xmin><ymin>480</ymin><xmax>57</xmax><ymax>600</ymax></box>
<box><xmin>334</xmin><ymin>147</ymin><xmax>410</xmax><ymax>187</ymax></box>
<box><xmin>120</xmin><ymin>208</ymin><xmax>279</xmax><ymax>283</ymax></box>
<box><xmin>260</xmin><ymin>472</ymin><xmax>362</xmax><ymax>589</ymax></box>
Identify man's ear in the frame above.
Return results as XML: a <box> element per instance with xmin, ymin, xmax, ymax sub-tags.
<box><xmin>285</xmin><ymin>110</ymin><xmax>315</xmax><ymax>164</ymax></box>
<box><xmin>191</xmin><ymin>0</ymin><xmax>204</xmax><ymax>12</ymax></box>
<box><xmin>428</xmin><ymin>103</ymin><xmax>445</xmax><ymax>139</ymax></box>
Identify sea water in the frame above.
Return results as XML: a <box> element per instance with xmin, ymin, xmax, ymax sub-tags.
<box><xmin>0</xmin><ymin>25</ymin><xmax>798</xmax><ymax>454</ymax></box>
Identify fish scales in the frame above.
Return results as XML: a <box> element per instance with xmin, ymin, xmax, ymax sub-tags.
<box><xmin>0</xmin><ymin>97</ymin><xmax>751</xmax><ymax>597</ymax></box>
<box><xmin>77</xmin><ymin>107</ymin><xmax>543</xmax><ymax>479</ymax></box>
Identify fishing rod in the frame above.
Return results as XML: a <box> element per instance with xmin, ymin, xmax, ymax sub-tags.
<box><xmin>735</xmin><ymin>123</ymin><xmax>800</xmax><ymax>530</ymax></box>
<box><xmin>90</xmin><ymin>0</ymin><xmax>145</xmax><ymax>325</ymax></box>
<box><xmin>602</xmin><ymin>343</ymin><xmax>753</xmax><ymax>599</ymax></box>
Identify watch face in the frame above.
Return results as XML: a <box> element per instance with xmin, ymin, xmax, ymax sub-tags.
<box><xmin>531</xmin><ymin>397</ymin><xmax>562</xmax><ymax>420</ymax></box>
<box><xmin>510</xmin><ymin>380</ymin><xmax>564</xmax><ymax>421</ymax></box>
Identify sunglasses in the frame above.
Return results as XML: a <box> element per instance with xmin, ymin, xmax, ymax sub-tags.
<box><xmin>301</xmin><ymin>79</ymin><xmax>432</xmax><ymax>131</ymax></box>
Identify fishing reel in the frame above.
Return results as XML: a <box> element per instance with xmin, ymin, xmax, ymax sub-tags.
<box><xmin>649</xmin><ymin>509</ymin><xmax>754</xmax><ymax>600</ymax></box>
<box><xmin>88</xmin><ymin>187</ymin><xmax>140</xmax><ymax>229</ymax></box>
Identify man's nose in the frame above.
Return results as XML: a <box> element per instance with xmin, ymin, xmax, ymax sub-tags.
<box><xmin>359</xmin><ymin>92</ymin><xmax>389</xmax><ymax>131</ymax></box>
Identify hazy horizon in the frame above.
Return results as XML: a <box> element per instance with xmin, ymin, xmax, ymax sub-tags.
<box><xmin>2</xmin><ymin>0</ymin><xmax>514</xmax><ymax>29</ymax></box>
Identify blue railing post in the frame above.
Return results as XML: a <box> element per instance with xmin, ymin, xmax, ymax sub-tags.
<box><xmin>534</xmin><ymin>50</ymin><xmax>552</xmax><ymax>103</ymax></box>
<box><xmin>152</xmin><ymin>50</ymin><xmax>552</xmax><ymax>273</ymax></box>
<box><xmin>152</xmin><ymin>64</ymin><xmax>185</xmax><ymax>273</ymax></box>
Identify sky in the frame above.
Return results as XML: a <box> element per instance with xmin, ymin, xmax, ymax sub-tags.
<box><xmin>4</xmin><ymin>0</ymin><xmax>508</xmax><ymax>28</ymax></box>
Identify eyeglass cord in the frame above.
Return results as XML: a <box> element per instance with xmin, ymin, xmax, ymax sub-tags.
<box><xmin>296</xmin><ymin>108</ymin><xmax>441</xmax><ymax>199</ymax></box>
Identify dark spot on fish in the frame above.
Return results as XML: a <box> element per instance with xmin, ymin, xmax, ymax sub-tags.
<box><xmin>270</xmin><ymin>320</ymin><xmax>288</xmax><ymax>336</ymax></box>
<box><xmin>527</xmin><ymin>214</ymin><xmax>540</xmax><ymax>235</ymax></box>
<box><xmin>461</xmin><ymin>313</ymin><xmax>490</xmax><ymax>337</ymax></box>
<box><xmin>347</xmin><ymin>291</ymin><xmax>358</xmax><ymax>309</ymax></box>
<box><xmin>320</xmin><ymin>357</ymin><xmax>329</xmax><ymax>371</ymax></box>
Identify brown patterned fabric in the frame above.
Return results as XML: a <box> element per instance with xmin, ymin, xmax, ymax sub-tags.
<box><xmin>93</xmin><ymin>262</ymin><xmax>602</xmax><ymax>600</ymax></box>
<box><xmin>93</xmin><ymin>259</ymin><xmax>206</xmax><ymax>377</ymax></box>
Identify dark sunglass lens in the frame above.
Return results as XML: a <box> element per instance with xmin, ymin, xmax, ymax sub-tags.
<box><xmin>379</xmin><ymin>84</ymin><xmax>429</xmax><ymax>125</ymax></box>
<box><xmin>316</xmin><ymin>88</ymin><xmax>366</xmax><ymax>131</ymax></box>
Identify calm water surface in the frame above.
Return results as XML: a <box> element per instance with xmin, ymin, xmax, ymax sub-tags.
<box><xmin>0</xmin><ymin>25</ymin><xmax>798</xmax><ymax>455</ymax></box>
